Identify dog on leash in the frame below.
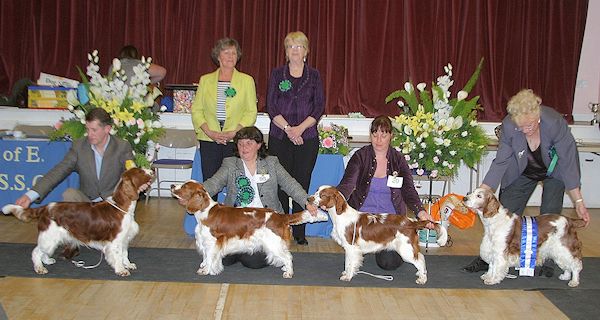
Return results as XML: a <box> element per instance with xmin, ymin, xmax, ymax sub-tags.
<box><xmin>170</xmin><ymin>180</ymin><xmax>328</xmax><ymax>278</ymax></box>
<box><xmin>463</xmin><ymin>187</ymin><xmax>585</xmax><ymax>287</ymax></box>
<box><xmin>2</xmin><ymin>168</ymin><xmax>154</xmax><ymax>276</ymax></box>
<box><xmin>310</xmin><ymin>186</ymin><xmax>447</xmax><ymax>284</ymax></box>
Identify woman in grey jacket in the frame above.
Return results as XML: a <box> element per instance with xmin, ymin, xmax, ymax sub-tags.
<box><xmin>463</xmin><ymin>89</ymin><xmax>590</xmax><ymax>274</ymax></box>
<box><xmin>202</xmin><ymin>126</ymin><xmax>317</xmax><ymax>269</ymax></box>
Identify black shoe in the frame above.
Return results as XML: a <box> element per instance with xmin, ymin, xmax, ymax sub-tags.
<box><xmin>295</xmin><ymin>237</ymin><xmax>308</xmax><ymax>245</ymax></box>
<box><xmin>537</xmin><ymin>265</ymin><xmax>554</xmax><ymax>278</ymax></box>
<box><xmin>462</xmin><ymin>257</ymin><xmax>489</xmax><ymax>273</ymax></box>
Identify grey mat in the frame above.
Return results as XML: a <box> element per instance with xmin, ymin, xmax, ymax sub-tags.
<box><xmin>2</xmin><ymin>242</ymin><xmax>599</xmax><ymax>291</ymax></box>
<box><xmin>540</xmin><ymin>289</ymin><xmax>600</xmax><ymax>319</ymax></box>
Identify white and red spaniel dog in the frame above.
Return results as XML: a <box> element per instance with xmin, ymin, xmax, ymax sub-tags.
<box><xmin>463</xmin><ymin>187</ymin><xmax>585</xmax><ymax>287</ymax></box>
<box><xmin>170</xmin><ymin>180</ymin><xmax>328</xmax><ymax>278</ymax></box>
<box><xmin>2</xmin><ymin>167</ymin><xmax>153</xmax><ymax>276</ymax></box>
<box><xmin>310</xmin><ymin>186</ymin><xmax>447</xmax><ymax>284</ymax></box>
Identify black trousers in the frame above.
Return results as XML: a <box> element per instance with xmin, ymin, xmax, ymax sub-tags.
<box><xmin>268</xmin><ymin>136</ymin><xmax>319</xmax><ymax>240</ymax></box>
<box><xmin>499</xmin><ymin>175</ymin><xmax>565</xmax><ymax>215</ymax></box>
<box><xmin>198</xmin><ymin>140</ymin><xmax>234</xmax><ymax>200</ymax></box>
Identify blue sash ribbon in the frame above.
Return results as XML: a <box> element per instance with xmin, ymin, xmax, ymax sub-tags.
<box><xmin>519</xmin><ymin>216</ymin><xmax>538</xmax><ymax>277</ymax></box>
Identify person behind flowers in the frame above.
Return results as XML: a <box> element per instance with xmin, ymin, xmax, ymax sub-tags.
<box><xmin>266</xmin><ymin>31</ymin><xmax>324</xmax><ymax>245</ymax></box>
<box><xmin>462</xmin><ymin>89</ymin><xmax>590</xmax><ymax>275</ymax></box>
<box><xmin>201</xmin><ymin>126</ymin><xmax>317</xmax><ymax>269</ymax></box>
<box><xmin>111</xmin><ymin>45</ymin><xmax>167</xmax><ymax>84</ymax></box>
<box><xmin>192</xmin><ymin>38</ymin><xmax>257</xmax><ymax>199</ymax></box>
<box><xmin>337</xmin><ymin>115</ymin><xmax>433</xmax><ymax>270</ymax></box>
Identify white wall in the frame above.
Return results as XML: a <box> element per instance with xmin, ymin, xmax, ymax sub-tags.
<box><xmin>573</xmin><ymin>0</ymin><xmax>600</xmax><ymax>122</ymax></box>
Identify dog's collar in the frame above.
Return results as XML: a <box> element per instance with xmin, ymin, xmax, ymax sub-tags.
<box><xmin>106</xmin><ymin>197</ymin><xmax>129</xmax><ymax>214</ymax></box>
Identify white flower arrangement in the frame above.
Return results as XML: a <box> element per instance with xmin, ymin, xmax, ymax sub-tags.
<box><xmin>50</xmin><ymin>50</ymin><xmax>165</xmax><ymax>168</ymax></box>
<box><xmin>385</xmin><ymin>59</ymin><xmax>488</xmax><ymax>178</ymax></box>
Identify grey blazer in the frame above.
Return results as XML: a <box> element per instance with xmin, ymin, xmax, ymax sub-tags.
<box><xmin>32</xmin><ymin>136</ymin><xmax>134</xmax><ymax>201</ymax></box>
<box><xmin>203</xmin><ymin>156</ymin><xmax>309</xmax><ymax>212</ymax></box>
<box><xmin>483</xmin><ymin>105</ymin><xmax>581</xmax><ymax>191</ymax></box>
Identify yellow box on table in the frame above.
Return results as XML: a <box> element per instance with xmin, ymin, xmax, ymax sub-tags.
<box><xmin>28</xmin><ymin>86</ymin><xmax>75</xmax><ymax>109</ymax></box>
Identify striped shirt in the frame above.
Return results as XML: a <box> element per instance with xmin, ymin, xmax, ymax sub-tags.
<box><xmin>216</xmin><ymin>81</ymin><xmax>229</xmax><ymax>121</ymax></box>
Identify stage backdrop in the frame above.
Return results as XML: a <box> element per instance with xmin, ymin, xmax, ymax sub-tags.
<box><xmin>0</xmin><ymin>0</ymin><xmax>588</xmax><ymax>121</ymax></box>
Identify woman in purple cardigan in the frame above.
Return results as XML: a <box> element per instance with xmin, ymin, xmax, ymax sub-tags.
<box><xmin>337</xmin><ymin>116</ymin><xmax>432</xmax><ymax>270</ymax></box>
<box><xmin>267</xmin><ymin>31</ymin><xmax>325</xmax><ymax>245</ymax></box>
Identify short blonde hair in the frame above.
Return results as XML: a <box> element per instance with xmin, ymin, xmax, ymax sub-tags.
<box><xmin>507</xmin><ymin>89</ymin><xmax>541</xmax><ymax>123</ymax></box>
<box><xmin>284</xmin><ymin>31</ymin><xmax>310</xmax><ymax>55</ymax></box>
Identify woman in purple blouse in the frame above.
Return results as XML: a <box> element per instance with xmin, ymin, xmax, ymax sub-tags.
<box><xmin>337</xmin><ymin>116</ymin><xmax>432</xmax><ymax>270</ymax></box>
<box><xmin>267</xmin><ymin>31</ymin><xmax>325</xmax><ymax>245</ymax></box>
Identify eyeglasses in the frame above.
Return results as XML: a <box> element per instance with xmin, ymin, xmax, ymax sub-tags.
<box><xmin>286</xmin><ymin>45</ymin><xmax>305</xmax><ymax>50</ymax></box>
<box><xmin>517</xmin><ymin>118</ymin><xmax>540</xmax><ymax>133</ymax></box>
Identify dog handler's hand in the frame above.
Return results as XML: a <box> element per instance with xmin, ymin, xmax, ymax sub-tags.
<box><xmin>417</xmin><ymin>210</ymin><xmax>435</xmax><ymax>229</ymax></box>
<box><xmin>15</xmin><ymin>195</ymin><xmax>32</xmax><ymax>208</ymax></box>
<box><xmin>576</xmin><ymin>201</ymin><xmax>590</xmax><ymax>227</ymax></box>
<box><xmin>306</xmin><ymin>203</ymin><xmax>318</xmax><ymax>216</ymax></box>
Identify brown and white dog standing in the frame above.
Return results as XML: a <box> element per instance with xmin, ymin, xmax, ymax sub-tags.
<box><xmin>310</xmin><ymin>186</ymin><xmax>447</xmax><ymax>284</ymax></box>
<box><xmin>170</xmin><ymin>180</ymin><xmax>328</xmax><ymax>278</ymax></box>
<box><xmin>463</xmin><ymin>187</ymin><xmax>585</xmax><ymax>287</ymax></box>
<box><xmin>2</xmin><ymin>168</ymin><xmax>153</xmax><ymax>276</ymax></box>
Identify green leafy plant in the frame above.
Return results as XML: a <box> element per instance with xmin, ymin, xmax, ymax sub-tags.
<box><xmin>385</xmin><ymin>58</ymin><xmax>488</xmax><ymax>178</ymax></box>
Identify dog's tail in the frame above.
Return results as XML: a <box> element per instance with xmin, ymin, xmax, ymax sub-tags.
<box><xmin>2</xmin><ymin>204</ymin><xmax>46</xmax><ymax>222</ymax></box>
<box><xmin>414</xmin><ymin>220</ymin><xmax>448</xmax><ymax>247</ymax></box>
<box><xmin>287</xmin><ymin>209</ymin><xmax>329</xmax><ymax>225</ymax></box>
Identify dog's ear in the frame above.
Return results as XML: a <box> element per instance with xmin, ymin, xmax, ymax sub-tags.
<box><xmin>334</xmin><ymin>189</ymin><xmax>347</xmax><ymax>214</ymax></box>
<box><xmin>187</xmin><ymin>187</ymin><xmax>208</xmax><ymax>212</ymax></box>
<box><xmin>483</xmin><ymin>190</ymin><xmax>500</xmax><ymax>218</ymax></box>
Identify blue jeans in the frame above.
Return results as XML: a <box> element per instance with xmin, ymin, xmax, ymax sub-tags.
<box><xmin>499</xmin><ymin>175</ymin><xmax>565</xmax><ymax>215</ymax></box>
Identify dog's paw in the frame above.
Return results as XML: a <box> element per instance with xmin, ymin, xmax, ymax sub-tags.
<box><xmin>197</xmin><ymin>267</ymin><xmax>209</xmax><ymax>275</ymax></box>
<box><xmin>568</xmin><ymin>279</ymin><xmax>579</xmax><ymax>287</ymax></box>
<box><xmin>340</xmin><ymin>273</ymin><xmax>353</xmax><ymax>281</ymax></box>
<box><xmin>415</xmin><ymin>275</ymin><xmax>427</xmax><ymax>285</ymax></box>
<box><xmin>480</xmin><ymin>272</ymin><xmax>491</xmax><ymax>281</ymax></box>
<box><xmin>116</xmin><ymin>269</ymin><xmax>131</xmax><ymax>277</ymax></box>
<box><xmin>34</xmin><ymin>266</ymin><xmax>48</xmax><ymax>274</ymax></box>
<box><xmin>125</xmin><ymin>262</ymin><xmax>137</xmax><ymax>270</ymax></box>
<box><xmin>558</xmin><ymin>271</ymin><xmax>571</xmax><ymax>281</ymax></box>
<box><xmin>42</xmin><ymin>257</ymin><xmax>56</xmax><ymax>265</ymax></box>
<box><xmin>283</xmin><ymin>271</ymin><xmax>293</xmax><ymax>279</ymax></box>
<box><xmin>483</xmin><ymin>277</ymin><xmax>502</xmax><ymax>285</ymax></box>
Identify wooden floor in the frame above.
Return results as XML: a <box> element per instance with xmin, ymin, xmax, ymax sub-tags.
<box><xmin>1</xmin><ymin>198</ymin><xmax>598</xmax><ymax>320</ymax></box>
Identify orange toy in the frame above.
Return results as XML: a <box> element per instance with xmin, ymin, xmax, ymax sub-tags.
<box><xmin>429</xmin><ymin>193</ymin><xmax>476</xmax><ymax>229</ymax></box>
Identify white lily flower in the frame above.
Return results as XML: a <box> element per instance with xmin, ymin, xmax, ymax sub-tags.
<box><xmin>152</xmin><ymin>120</ymin><xmax>162</xmax><ymax>128</ymax></box>
<box><xmin>134</xmin><ymin>137</ymin><xmax>140</xmax><ymax>144</ymax></box>
<box><xmin>443</xmin><ymin>139</ymin><xmax>451</xmax><ymax>147</ymax></box>
<box><xmin>449</xmin><ymin>150</ymin><xmax>457</xmax><ymax>156</ymax></box>
<box><xmin>92</xmin><ymin>49</ymin><xmax>98</xmax><ymax>57</ymax></box>
<box><xmin>419</xmin><ymin>153</ymin><xmax>424</xmax><ymax>159</ymax></box>
<box><xmin>87</xmin><ymin>53</ymin><xmax>92</xmax><ymax>62</ymax></box>
<box><xmin>461</xmin><ymin>131</ymin><xmax>468</xmax><ymax>137</ymax></box>
<box><xmin>420</xmin><ymin>142</ymin><xmax>427</xmax><ymax>148</ymax></box>
<box><xmin>442</xmin><ymin>161</ymin><xmax>449</xmax><ymax>167</ymax></box>
<box><xmin>66</xmin><ymin>90</ymin><xmax>79</xmax><ymax>106</ymax></box>
<box><xmin>416</xmin><ymin>83</ymin><xmax>426</xmax><ymax>92</ymax></box>
<box><xmin>457</xmin><ymin>90</ymin><xmax>468</xmax><ymax>101</ymax></box>
<box><xmin>397</xmin><ymin>100</ymin><xmax>404</xmax><ymax>107</ymax></box>
<box><xmin>433</xmin><ymin>156</ymin><xmax>439</xmax><ymax>163</ymax></box>
<box><xmin>404</xmin><ymin>82</ymin><xmax>413</xmax><ymax>93</ymax></box>
<box><xmin>112</xmin><ymin>58</ymin><xmax>121</xmax><ymax>72</ymax></box>
<box><xmin>470</xmin><ymin>120</ymin><xmax>478</xmax><ymax>126</ymax></box>
<box><xmin>436</xmin><ymin>149</ymin><xmax>442</xmax><ymax>155</ymax></box>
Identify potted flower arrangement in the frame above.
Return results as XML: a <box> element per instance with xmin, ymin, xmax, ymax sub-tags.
<box><xmin>385</xmin><ymin>58</ymin><xmax>489</xmax><ymax>178</ymax></box>
<box><xmin>50</xmin><ymin>50</ymin><xmax>165</xmax><ymax>168</ymax></box>
<box><xmin>318</xmin><ymin>123</ymin><xmax>350</xmax><ymax>156</ymax></box>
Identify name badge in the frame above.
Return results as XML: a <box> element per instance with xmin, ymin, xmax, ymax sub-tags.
<box><xmin>387</xmin><ymin>175</ymin><xmax>403</xmax><ymax>188</ymax></box>
<box><xmin>256</xmin><ymin>174</ymin><xmax>270</xmax><ymax>183</ymax></box>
